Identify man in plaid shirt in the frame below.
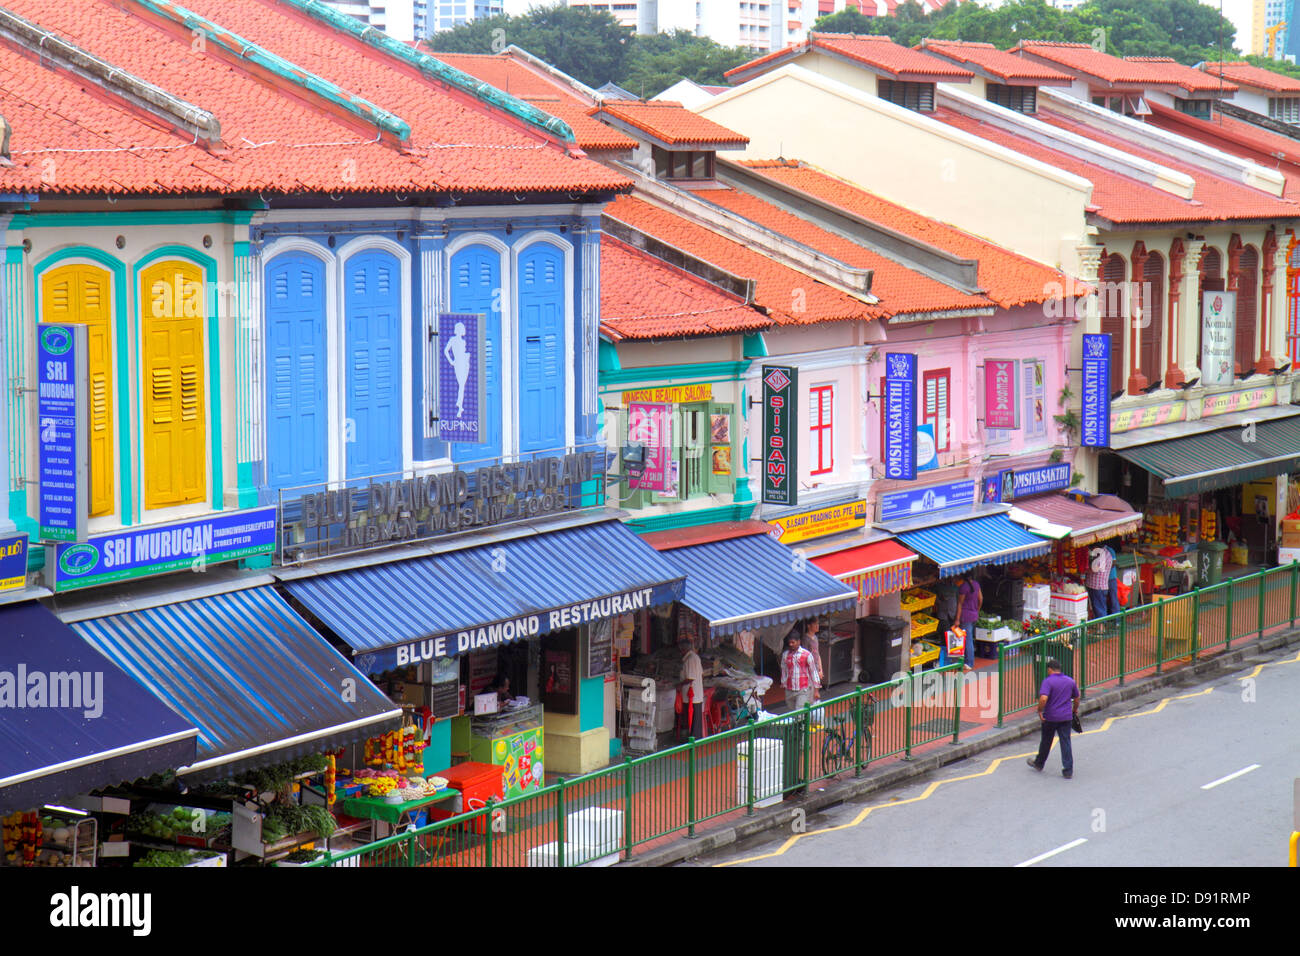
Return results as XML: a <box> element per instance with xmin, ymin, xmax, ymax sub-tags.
<box><xmin>781</xmin><ymin>631</ymin><xmax>821</xmax><ymax>712</ymax></box>
<box><xmin>1085</xmin><ymin>544</ymin><xmax>1114</xmax><ymax>619</ymax></box>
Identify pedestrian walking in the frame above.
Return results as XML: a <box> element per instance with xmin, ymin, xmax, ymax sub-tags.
<box><xmin>780</xmin><ymin>631</ymin><xmax>820</xmax><ymax>712</ymax></box>
<box><xmin>934</xmin><ymin>579</ymin><xmax>959</xmax><ymax>648</ymax></box>
<box><xmin>956</xmin><ymin>573</ymin><xmax>982</xmax><ymax>671</ymax></box>
<box><xmin>1027</xmin><ymin>658</ymin><xmax>1080</xmax><ymax>778</ymax></box>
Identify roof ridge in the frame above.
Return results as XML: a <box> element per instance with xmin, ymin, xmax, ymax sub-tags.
<box><xmin>277</xmin><ymin>0</ymin><xmax>579</xmax><ymax>146</ymax></box>
<box><xmin>0</xmin><ymin>5</ymin><xmax>221</xmax><ymax>146</ymax></box>
<box><xmin>123</xmin><ymin>0</ymin><xmax>411</xmax><ymax>145</ymax></box>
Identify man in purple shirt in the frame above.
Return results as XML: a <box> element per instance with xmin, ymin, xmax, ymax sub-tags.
<box><xmin>1026</xmin><ymin>659</ymin><xmax>1080</xmax><ymax>778</ymax></box>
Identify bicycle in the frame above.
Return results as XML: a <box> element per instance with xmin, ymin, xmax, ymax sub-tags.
<box><xmin>820</xmin><ymin>695</ymin><xmax>876</xmax><ymax>776</ymax></box>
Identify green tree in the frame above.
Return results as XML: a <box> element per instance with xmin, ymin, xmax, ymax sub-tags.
<box><xmin>621</xmin><ymin>31</ymin><xmax>752</xmax><ymax>98</ymax></box>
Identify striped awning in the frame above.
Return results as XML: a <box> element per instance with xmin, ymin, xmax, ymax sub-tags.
<box><xmin>811</xmin><ymin>540</ymin><xmax>917</xmax><ymax>599</ymax></box>
<box><xmin>70</xmin><ymin>587</ymin><xmax>401</xmax><ymax>781</ymax></box>
<box><xmin>652</xmin><ymin>531</ymin><xmax>858</xmax><ymax>637</ymax></box>
<box><xmin>895</xmin><ymin>513</ymin><xmax>1052</xmax><ymax>578</ymax></box>
<box><xmin>1115</xmin><ymin>416</ymin><xmax>1300</xmax><ymax>498</ymax></box>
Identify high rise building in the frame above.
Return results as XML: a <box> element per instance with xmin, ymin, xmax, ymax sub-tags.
<box><xmin>1253</xmin><ymin>0</ymin><xmax>1290</xmax><ymax>59</ymax></box>
<box><xmin>317</xmin><ymin>0</ymin><xmax>423</xmax><ymax>41</ymax></box>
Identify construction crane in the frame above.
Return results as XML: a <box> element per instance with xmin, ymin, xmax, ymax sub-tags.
<box><xmin>1267</xmin><ymin>21</ymin><xmax>1288</xmax><ymax>59</ymax></box>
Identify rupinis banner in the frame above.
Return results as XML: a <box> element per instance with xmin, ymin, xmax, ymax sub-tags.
<box><xmin>437</xmin><ymin>312</ymin><xmax>486</xmax><ymax>444</ymax></box>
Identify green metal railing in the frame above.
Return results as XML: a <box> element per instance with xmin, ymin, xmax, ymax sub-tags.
<box><xmin>310</xmin><ymin>563</ymin><xmax>1300</xmax><ymax>868</ymax></box>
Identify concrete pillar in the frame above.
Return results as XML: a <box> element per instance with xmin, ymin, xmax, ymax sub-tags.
<box><xmin>1128</xmin><ymin>242</ymin><xmax>1149</xmax><ymax>394</ymax></box>
<box><xmin>1257</xmin><ymin>230</ymin><xmax>1279</xmax><ymax>374</ymax></box>
<box><xmin>1179</xmin><ymin>239</ymin><xmax>1205</xmax><ymax>382</ymax></box>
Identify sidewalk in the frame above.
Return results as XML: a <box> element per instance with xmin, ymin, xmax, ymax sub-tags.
<box><xmin>617</xmin><ymin>623</ymin><xmax>1300</xmax><ymax>867</ymax></box>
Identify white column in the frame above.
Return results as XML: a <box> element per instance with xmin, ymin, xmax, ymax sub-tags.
<box><xmin>3</xmin><ymin>241</ymin><xmax>26</xmax><ymax>498</ymax></box>
<box><xmin>1179</xmin><ymin>239</ymin><xmax>1205</xmax><ymax>382</ymax></box>
<box><xmin>417</xmin><ymin>230</ymin><xmax>444</xmax><ymax>439</ymax></box>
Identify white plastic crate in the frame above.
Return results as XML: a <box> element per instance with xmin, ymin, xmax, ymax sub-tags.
<box><xmin>1024</xmin><ymin>584</ymin><xmax>1051</xmax><ymax>612</ymax></box>
<box><xmin>736</xmin><ymin>738</ymin><xmax>784</xmax><ymax>808</ymax></box>
<box><xmin>566</xmin><ymin>807</ymin><xmax>623</xmax><ymax>857</ymax></box>
<box><xmin>1050</xmin><ymin>591</ymin><xmax>1088</xmax><ymax>617</ymax></box>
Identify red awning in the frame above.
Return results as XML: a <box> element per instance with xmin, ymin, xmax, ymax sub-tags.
<box><xmin>812</xmin><ymin>540</ymin><xmax>917</xmax><ymax>599</ymax></box>
<box><xmin>1013</xmin><ymin>494</ymin><xmax>1143</xmax><ymax>547</ymax></box>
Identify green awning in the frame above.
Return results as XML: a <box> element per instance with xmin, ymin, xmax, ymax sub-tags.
<box><xmin>1115</xmin><ymin>415</ymin><xmax>1300</xmax><ymax>498</ymax></box>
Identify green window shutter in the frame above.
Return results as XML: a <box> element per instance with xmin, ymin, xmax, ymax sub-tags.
<box><xmin>706</xmin><ymin>402</ymin><xmax>736</xmax><ymax>496</ymax></box>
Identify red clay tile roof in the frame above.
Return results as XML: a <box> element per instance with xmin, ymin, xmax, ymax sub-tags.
<box><xmin>727</xmin><ymin>33</ymin><xmax>974</xmax><ymax>81</ymax></box>
<box><xmin>604</xmin><ymin>195</ymin><xmax>884</xmax><ymax>326</ymax></box>
<box><xmin>738</xmin><ymin>159</ymin><xmax>1084</xmax><ymax>309</ymax></box>
<box><xmin>594</xmin><ymin>101</ymin><xmax>749</xmax><ymax>147</ymax></box>
<box><xmin>697</xmin><ymin>185</ymin><xmax>995</xmax><ymax>317</ymax></box>
<box><xmin>0</xmin><ymin>0</ymin><xmax>630</xmax><ymax>195</ymax></box>
<box><xmin>600</xmin><ymin>236</ymin><xmax>771</xmax><ymax>341</ymax></box>
<box><xmin>918</xmin><ymin>40</ymin><xmax>1072</xmax><ymax>84</ymax></box>
<box><xmin>517</xmin><ymin>98</ymin><xmax>638</xmax><ymax>151</ymax></box>
<box><xmin>1201</xmin><ymin>61</ymin><xmax>1300</xmax><ymax>93</ymax></box>
<box><xmin>1145</xmin><ymin>101</ymin><xmax>1300</xmax><ymax>201</ymax></box>
<box><xmin>1013</xmin><ymin>43</ymin><xmax>1235</xmax><ymax>94</ymax></box>
<box><xmin>932</xmin><ymin>104</ymin><xmax>1299</xmax><ymax>224</ymax></box>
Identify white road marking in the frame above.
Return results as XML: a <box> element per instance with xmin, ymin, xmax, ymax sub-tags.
<box><xmin>1015</xmin><ymin>837</ymin><xmax>1088</xmax><ymax>867</ymax></box>
<box><xmin>1200</xmin><ymin>764</ymin><xmax>1260</xmax><ymax>790</ymax></box>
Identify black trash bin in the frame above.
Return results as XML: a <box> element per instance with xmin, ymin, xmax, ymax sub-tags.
<box><xmin>858</xmin><ymin>615</ymin><xmax>910</xmax><ymax>685</ymax></box>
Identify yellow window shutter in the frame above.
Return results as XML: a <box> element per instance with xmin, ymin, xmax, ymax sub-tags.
<box><xmin>140</xmin><ymin>261</ymin><xmax>206</xmax><ymax>509</ymax></box>
<box><xmin>41</xmin><ymin>264</ymin><xmax>115</xmax><ymax>517</ymax></box>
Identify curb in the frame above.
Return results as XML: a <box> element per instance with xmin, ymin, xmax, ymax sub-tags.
<box><xmin>618</xmin><ymin>626</ymin><xmax>1300</xmax><ymax>867</ymax></box>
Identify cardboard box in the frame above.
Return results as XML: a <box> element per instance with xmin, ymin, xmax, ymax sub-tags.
<box><xmin>1282</xmin><ymin>532</ymin><xmax>1300</xmax><ymax>549</ymax></box>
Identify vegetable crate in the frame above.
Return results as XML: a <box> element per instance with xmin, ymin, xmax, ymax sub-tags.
<box><xmin>910</xmin><ymin>614</ymin><xmax>939</xmax><ymax>638</ymax></box>
<box><xmin>900</xmin><ymin>588</ymin><xmax>936</xmax><ymax>614</ymax></box>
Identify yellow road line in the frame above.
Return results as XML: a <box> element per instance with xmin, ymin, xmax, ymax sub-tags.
<box><xmin>714</xmin><ymin>687</ymin><xmax>1212</xmax><ymax>867</ymax></box>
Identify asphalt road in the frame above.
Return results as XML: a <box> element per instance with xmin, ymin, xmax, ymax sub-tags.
<box><xmin>694</xmin><ymin>644</ymin><xmax>1300</xmax><ymax>867</ymax></box>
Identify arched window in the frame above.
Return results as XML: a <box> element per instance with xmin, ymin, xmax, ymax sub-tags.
<box><xmin>1100</xmin><ymin>253</ymin><xmax>1126</xmax><ymax>388</ymax></box>
<box><xmin>1139</xmin><ymin>252</ymin><xmax>1164</xmax><ymax>385</ymax></box>
<box><xmin>1236</xmin><ymin>245</ymin><xmax>1259</xmax><ymax>373</ymax></box>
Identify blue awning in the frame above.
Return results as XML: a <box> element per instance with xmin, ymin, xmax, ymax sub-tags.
<box><xmin>895</xmin><ymin>513</ymin><xmax>1052</xmax><ymax>578</ymax></box>
<box><xmin>283</xmin><ymin>519</ymin><xmax>686</xmax><ymax>674</ymax></box>
<box><xmin>654</xmin><ymin>532</ymin><xmax>859</xmax><ymax>638</ymax></box>
<box><xmin>1</xmin><ymin>602</ymin><xmax>197</xmax><ymax>814</ymax></box>
<box><xmin>70</xmin><ymin>587</ymin><xmax>401</xmax><ymax>780</ymax></box>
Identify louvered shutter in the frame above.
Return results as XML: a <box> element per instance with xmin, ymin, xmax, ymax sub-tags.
<box><xmin>517</xmin><ymin>244</ymin><xmax>566</xmax><ymax>455</ymax></box>
<box><xmin>1236</xmin><ymin>247</ymin><xmax>1259</xmax><ymax>374</ymax></box>
<box><xmin>344</xmin><ymin>250</ymin><xmax>402</xmax><ymax>479</ymax></box>
<box><xmin>265</xmin><ymin>254</ymin><xmax>327</xmax><ymax>488</ymax></box>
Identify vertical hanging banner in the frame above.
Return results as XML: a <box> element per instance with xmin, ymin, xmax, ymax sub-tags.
<box><xmin>762</xmin><ymin>365</ymin><xmax>797</xmax><ymax>506</ymax></box>
<box><xmin>37</xmin><ymin>323</ymin><xmax>89</xmax><ymax>543</ymax></box>
<box><xmin>1200</xmin><ymin>292</ymin><xmax>1236</xmax><ymax>386</ymax></box>
<box><xmin>884</xmin><ymin>352</ymin><xmax>917</xmax><ymax>481</ymax></box>
<box><xmin>437</xmin><ymin>312</ymin><xmax>486</xmax><ymax>444</ymax></box>
<box><xmin>984</xmin><ymin>358</ymin><xmax>1020</xmax><ymax>429</ymax></box>
<box><xmin>0</xmin><ymin>532</ymin><xmax>28</xmax><ymax>593</ymax></box>
<box><xmin>1081</xmin><ymin>333</ymin><xmax>1111</xmax><ymax>448</ymax></box>
<box><xmin>627</xmin><ymin>402</ymin><xmax>671</xmax><ymax>492</ymax></box>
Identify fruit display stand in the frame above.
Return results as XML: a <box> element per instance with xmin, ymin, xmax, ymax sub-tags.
<box><xmin>908</xmin><ymin>640</ymin><xmax>940</xmax><ymax>670</ymax></box>
<box><xmin>2</xmin><ymin>810</ymin><xmax>96</xmax><ymax>868</ymax></box>
<box><xmin>907</xmin><ymin>605</ymin><xmax>940</xmax><ymax>670</ymax></box>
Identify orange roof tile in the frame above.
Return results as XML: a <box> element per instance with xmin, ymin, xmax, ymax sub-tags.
<box><xmin>697</xmin><ymin>185</ymin><xmax>995</xmax><ymax>317</ymax></box>
<box><xmin>594</xmin><ymin>101</ymin><xmax>749</xmax><ymax>147</ymax></box>
<box><xmin>519</xmin><ymin>98</ymin><xmax>638</xmax><ymax>151</ymax></box>
<box><xmin>727</xmin><ymin>33</ymin><xmax>974</xmax><ymax>82</ymax></box>
<box><xmin>1</xmin><ymin>0</ymin><xmax>630</xmax><ymax>196</ymax></box>
<box><xmin>1013</xmin><ymin>43</ymin><xmax>1235</xmax><ymax>94</ymax></box>
<box><xmin>1201</xmin><ymin>60</ymin><xmax>1300</xmax><ymax>93</ymax></box>
<box><xmin>1121</xmin><ymin>56</ymin><xmax>1236</xmax><ymax>94</ymax></box>
<box><xmin>600</xmin><ymin>236</ymin><xmax>771</xmax><ymax>341</ymax></box>
<box><xmin>604</xmin><ymin>195</ymin><xmax>883</xmax><ymax>326</ymax></box>
<box><xmin>1145</xmin><ymin>101</ymin><xmax>1300</xmax><ymax>201</ymax></box>
<box><xmin>932</xmin><ymin>104</ymin><xmax>1299</xmax><ymax>224</ymax></box>
<box><xmin>426</xmin><ymin>51</ymin><xmax>584</xmax><ymax>101</ymax></box>
<box><xmin>737</xmin><ymin>160</ymin><xmax>1083</xmax><ymax>309</ymax></box>
<box><xmin>918</xmin><ymin>40</ymin><xmax>1072</xmax><ymax>84</ymax></box>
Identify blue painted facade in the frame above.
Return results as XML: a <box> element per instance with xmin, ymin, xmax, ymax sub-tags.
<box><xmin>253</xmin><ymin>212</ymin><xmax>603</xmax><ymax>503</ymax></box>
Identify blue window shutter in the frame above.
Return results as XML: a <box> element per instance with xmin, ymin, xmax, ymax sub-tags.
<box><xmin>265</xmin><ymin>253</ymin><xmax>327</xmax><ymax>489</ymax></box>
<box><xmin>449</xmin><ymin>244</ymin><xmax>502</xmax><ymax>462</ymax></box>
<box><xmin>517</xmin><ymin>243</ymin><xmax>565</xmax><ymax>454</ymax></box>
<box><xmin>344</xmin><ymin>250</ymin><xmax>403</xmax><ymax>479</ymax></box>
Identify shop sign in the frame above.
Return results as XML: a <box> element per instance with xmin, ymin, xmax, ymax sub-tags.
<box><xmin>769</xmin><ymin>500</ymin><xmax>867</xmax><ymax>545</ymax></box>
<box><xmin>369</xmin><ymin>581</ymin><xmax>684</xmax><ymax>673</ymax></box>
<box><xmin>1200</xmin><ymin>291</ymin><xmax>1236</xmax><ymax>387</ymax></box>
<box><xmin>762</xmin><ymin>365</ymin><xmax>797</xmax><ymax>506</ymax></box>
<box><xmin>37</xmin><ymin>323</ymin><xmax>89</xmax><ymax>543</ymax></box>
<box><xmin>48</xmin><ymin>507</ymin><xmax>277</xmax><ymax>592</ymax></box>
<box><xmin>879</xmin><ymin>480</ymin><xmax>975</xmax><ymax>523</ymax></box>
<box><xmin>984</xmin><ymin>359</ymin><xmax>1020</xmax><ymax>429</ymax></box>
<box><xmin>627</xmin><ymin>402</ymin><xmax>671</xmax><ymax>492</ymax></box>
<box><xmin>1201</xmin><ymin>386</ymin><xmax>1276</xmax><ymax>419</ymax></box>
<box><xmin>916</xmin><ymin>424</ymin><xmax>938</xmax><ymax>472</ymax></box>
<box><xmin>280</xmin><ymin>449</ymin><xmax>605</xmax><ymax>561</ymax></box>
<box><xmin>884</xmin><ymin>353</ymin><xmax>917</xmax><ymax>481</ymax></box>
<box><xmin>620</xmin><ymin>383</ymin><xmax>713</xmax><ymax>404</ymax></box>
<box><xmin>1080</xmin><ymin>333</ymin><xmax>1111</xmax><ymax>448</ymax></box>
<box><xmin>0</xmin><ymin>532</ymin><xmax>28</xmax><ymax>593</ymax></box>
<box><xmin>436</xmin><ymin>313</ymin><xmax>486</xmax><ymax>444</ymax></box>
<box><xmin>1110</xmin><ymin>401</ymin><xmax>1187</xmax><ymax>433</ymax></box>
<box><xmin>1002</xmin><ymin>463</ymin><xmax>1072</xmax><ymax>501</ymax></box>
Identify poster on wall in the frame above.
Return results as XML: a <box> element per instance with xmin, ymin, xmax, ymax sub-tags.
<box><xmin>627</xmin><ymin>402</ymin><xmax>671</xmax><ymax>492</ymax></box>
<box><xmin>985</xmin><ymin>358</ymin><xmax>1020</xmax><ymax>429</ymax></box>
<box><xmin>762</xmin><ymin>365</ymin><xmax>798</xmax><ymax>506</ymax></box>
<box><xmin>884</xmin><ymin>353</ymin><xmax>917</xmax><ymax>481</ymax></box>
<box><xmin>437</xmin><ymin>312</ymin><xmax>487</xmax><ymax>443</ymax></box>
<box><xmin>0</xmin><ymin>533</ymin><xmax>28</xmax><ymax>593</ymax></box>
<box><xmin>710</xmin><ymin>413</ymin><xmax>730</xmax><ymax>444</ymax></box>
<box><xmin>1200</xmin><ymin>291</ymin><xmax>1236</xmax><ymax>386</ymax></box>
<box><xmin>1080</xmin><ymin>333</ymin><xmax>1111</xmax><ymax>448</ymax></box>
<box><xmin>916</xmin><ymin>423</ymin><xmax>938</xmax><ymax>472</ymax></box>
<box><xmin>37</xmin><ymin>323</ymin><xmax>89</xmax><ymax>543</ymax></box>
